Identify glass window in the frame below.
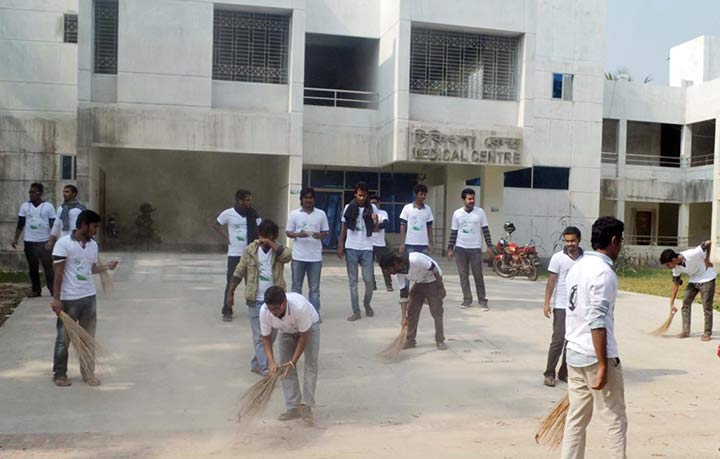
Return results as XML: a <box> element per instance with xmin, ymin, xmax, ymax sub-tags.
<box><xmin>503</xmin><ymin>168</ymin><xmax>532</xmax><ymax>188</ymax></box>
<box><xmin>552</xmin><ymin>73</ymin><xmax>563</xmax><ymax>99</ymax></box>
<box><xmin>301</xmin><ymin>169</ymin><xmax>309</xmax><ymax>189</ymax></box>
<box><xmin>64</xmin><ymin>14</ymin><xmax>78</xmax><ymax>43</ymax></box>
<box><xmin>382</xmin><ymin>204</ymin><xmax>405</xmax><ymax>233</ymax></box>
<box><xmin>379</xmin><ymin>173</ymin><xmax>417</xmax><ymax>204</ymax></box>
<box><xmin>309</xmin><ymin>170</ymin><xmax>344</xmax><ymax>189</ymax></box>
<box><xmin>465</xmin><ymin>177</ymin><xmax>481</xmax><ymax>186</ymax></box>
<box><xmin>345</xmin><ymin>171</ymin><xmax>379</xmax><ymax>190</ymax></box>
<box><xmin>94</xmin><ymin>0</ymin><xmax>118</xmax><ymax>74</ymax></box>
<box><xmin>61</xmin><ymin>155</ymin><xmax>75</xmax><ymax>180</ymax></box>
<box><xmin>533</xmin><ymin>166</ymin><xmax>569</xmax><ymax>190</ymax></box>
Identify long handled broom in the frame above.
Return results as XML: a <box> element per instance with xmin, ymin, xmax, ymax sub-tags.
<box><xmin>535</xmin><ymin>393</ymin><xmax>569</xmax><ymax>449</ymax></box>
<box><xmin>58</xmin><ymin>311</ymin><xmax>113</xmax><ymax>382</ymax></box>
<box><xmin>649</xmin><ymin>308</ymin><xmax>676</xmax><ymax>336</ymax></box>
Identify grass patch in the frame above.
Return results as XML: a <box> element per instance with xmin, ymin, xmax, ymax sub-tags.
<box><xmin>617</xmin><ymin>268</ymin><xmax>719</xmax><ymax>311</ymax></box>
<box><xmin>0</xmin><ymin>271</ymin><xmax>31</xmax><ymax>284</ymax></box>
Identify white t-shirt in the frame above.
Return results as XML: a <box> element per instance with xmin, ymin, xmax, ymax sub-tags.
<box><xmin>396</xmin><ymin>252</ymin><xmax>443</xmax><ymax>295</ymax></box>
<box><xmin>400</xmin><ymin>203</ymin><xmax>433</xmax><ymax>246</ymax></box>
<box><xmin>18</xmin><ymin>201</ymin><xmax>55</xmax><ymax>242</ymax></box>
<box><xmin>287</xmin><ymin>207</ymin><xmax>329</xmax><ymax>262</ymax></box>
<box><xmin>256</xmin><ymin>247</ymin><xmax>274</xmax><ymax>302</ymax></box>
<box><xmin>673</xmin><ymin>246</ymin><xmax>717</xmax><ymax>284</ymax></box>
<box><xmin>52</xmin><ymin>234</ymin><xmax>99</xmax><ymax>301</ymax></box>
<box><xmin>547</xmin><ymin>249</ymin><xmax>583</xmax><ymax>309</ymax></box>
<box><xmin>451</xmin><ymin>207</ymin><xmax>489</xmax><ymax>249</ymax></box>
<box><xmin>341</xmin><ymin>203</ymin><xmax>378</xmax><ymax>251</ymax></box>
<box><xmin>371</xmin><ymin>209</ymin><xmax>389</xmax><ymax>247</ymax></box>
<box><xmin>52</xmin><ymin>205</ymin><xmax>83</xmax><ymax>238</ymax></box>
<box><xmin>260</xmin><ymin>292</ymin><xmax>319</xmax><ymax>336</ymax></box>
<box><xmin>216</xmin><ymin>208</ymin><xmax>262</xmax><ymax>257</ymax></box>
<box><xmin>565</xmin><ymin>252</ymin><xmax>619</xmax><ymax>364</ymax></box>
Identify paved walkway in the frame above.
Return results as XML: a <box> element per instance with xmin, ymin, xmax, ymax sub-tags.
<box><xmin>0</xmin><ymin>253</ymin><xmax>718</xmax><ymax>458</ymax></box>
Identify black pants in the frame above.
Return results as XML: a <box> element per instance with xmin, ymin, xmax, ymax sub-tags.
<box><xmin>24</xmin><ymin>241</ymin><xmax>54</xmax><ymax>296</ymax></box>
<box><xmin>544</xmin><ymin>308</ymin><xmax>567</xmax><ymax>380</ymax></box>
<box><xmin>406</xmin><ymin>281</ymin><xmax>445</xmax><ymax>344</ymax></box>
<box><xmin>222</xmin><ymin>256</ymin><xmax>241</xmax><ymax>317</ymax></box>
<box><xmin>372</xmin><ymin>245</ymin><xmax>393</xmax><ymax>289</ymax></box>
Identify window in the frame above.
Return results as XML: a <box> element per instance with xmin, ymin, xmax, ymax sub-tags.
<box><xmin>212</xmin><ymin>10</ymin><xmax>289</xmax><ymax>84</ymax></box>
<box><xmin>64</xmin><ymin>14</ymin><xmax>78</xmax><ymax>43</ymax></box>
<box><xmin>61</xmin><ymin>155</ymin><xmax>77</xmax><ymax>180</ymax></box>
<box><xmin>410</xmin><ymin>28</ymin><xmax>519</xmax><ymax>101</ymax></box>
<box><xmin>552</xmin><ymin>73</ymin><xmax>573</xmax><ymax>100</ymax></box>
<box><xmin>503</xmin><ymin>167</ymin><xmax>569</xmax><ymax>190</ymax></box>
<box><xmin>94</xmin><ymin>0</ymin><xmax>118</xmax><ymax>74</ymax></box>
<box><xmin>503</xmin><ymin>168</ymin><xmax>531</xmax><ymax>188</ymax></box>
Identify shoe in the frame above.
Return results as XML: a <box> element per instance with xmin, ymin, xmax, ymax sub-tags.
<box><xmin>301</xmin><ymin>404</ymin><xmax>314</xmax><ymax>426</ymax></box>
<box><xmin>278</xmin><ymin>407</ymin><xmax>302</xmax><ymax>421</ymax></box>
<box><xmin>83</xmin><ymin>375</ymin><xmax>101</xmax><ymax>387</ymax></box>
<box><xmin>701</xmin><ymin>333</ymin><xmax>712</xmax><ymax>341</ymax></box>
<box><xmin>222</xmin><ymin>315</ymin><xmax>233</xmax><ymax>322</ymax></box>
<box><xmin>481</xmin><ymin>304</ymin><xmax>490</xmax><ymax>312</ymax></box>
<box><xmin>436</xmin><ymin>342</ymin><xmax>448</xmax><ymax>351</ymax></box>
<box><xmin>558</xmin><ymin>374</ymin><xmax>568</xmax><ymax>383</ymax></box>
<box><xmin>460</xmin><ymin>302</ymin><xmax>473</xmax><ymax>309</ymax></box>
<box><xmin>365</xmin><ymin>305</ymin><xmax>375</xmax><ymax>317</ymax></box>
<box><xmin>544</xmin><ymin>376</ymin><xmax>556</xmax><ymax>387</ymax></box>
<box><xmin>402</xmin><ymin>340</ymin><xmax>416</xmax><ymax>349</ymax></box>
<box><xmin>53</xmin><ymin>375</ymin><xmax>71</xmax><ymax>387</ymax></box>
<box><xmin>386</xmin><ymin>286</ymin><xmax>394</xmax><ymax>292</ymax></box>
<box><xmin>28</xmin><ymin>292</ymin><xmax>41</xmax><ymax>298</ymax></box>
<box><xmin>678</xmin><ymin>331</ymin><xmax>690</xmax><ymax>338</ymax></box>
<box><xmin>347</xmin><ymin>313</ymin><xmax>361</xmax><ymax>322</ymax></box>
<box><xmin>250</xmin><ymin>366</ymin><xmax>262</xmax><ymax>376</ymax></box>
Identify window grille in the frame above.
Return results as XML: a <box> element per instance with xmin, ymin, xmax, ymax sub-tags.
<box><xmin>64</xmin><ymin>14</ymin><xmax>78</xmax><ymax>43</ymax></box>
<box><xmin>94</xmin><ymin>0</ymin><xmax>118</xmax><ymax>74</ymax></box>
<box><xmin>212</xmin><ymin>10</ymin><xmax>289</xmax><ymax>84</ymax></box>
<box><xmin>61</xmin><ymin>155</ymin><xmax>77</xmax><ymax>180</ymax></box>
<box><xmin>410</xmin><ymin>28</ymin><xmax>519</xmax><ymax>101</ymax></box>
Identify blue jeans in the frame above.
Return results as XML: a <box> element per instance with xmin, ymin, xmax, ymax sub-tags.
<box><xmin>405</xmin><ymin>245</ymin><xmax>429</xmax><ymax>255</ymax></box>
<box><xmin>344</xmin><ymin>248</ymin><xmax>374</xmax><ymax>315</ymax></box>
<box><xmin>291</xmin><ymin>260</ymin><xmax>322</xmax><ymax>312</ymax></box>
<box><xmin>54</xmin><ymin>295</ymin><xmax>96</xmax><ymax>377</ymax></box>
<box><xmin>247</xmin><ymin>300</ymin><xmax>277</xmax><ymax>375</ymax></box>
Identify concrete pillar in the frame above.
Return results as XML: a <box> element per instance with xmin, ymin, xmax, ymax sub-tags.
<box><xmin>617</xmin><ymin>119</ymin><xmax>628</xmax><ymax>174</ymax></box>
<box><xmin>678</xmin><ymin>203</ymin><xmax>690</xmax><ymax>247</ymax></box>
<box><xmin>680</xmin><ymin>124</ymin><xmax>692</xmax><ymax>168</ymax></box>
<box><xmin>615</xmin><ymin>199</ymin><xmax>625</xmax><ymax>224</ymax></box>
<box><xmin>711</xmin><ymin>115</ymin><xmax>720</xmax><ymax>264</ymax></box>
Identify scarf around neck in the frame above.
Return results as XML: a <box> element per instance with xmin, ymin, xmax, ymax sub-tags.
<box><xmin>343</xmin><ymin>199</ymin><xmax>374</xmax><ymax>237</ymax></box>
<box><xmin>61</xmin><ymin>199</ymin><xmax>86</xmax><ymax>232</ymax></box>
<box><xmin>235</xmin><ymin>205</ymin><xmax>260</xmax><ymax>244</ymax></box>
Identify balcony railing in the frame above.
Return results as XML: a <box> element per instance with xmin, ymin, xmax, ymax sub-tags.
<box><xmin>688</xmin><ymin>153</ymin><xmax>714</xmax><ymax>167</ymax></box>
<box><xmin>601</xmin><ymin>152</ymin><xmax>618</xmax><ymax>164</ymax></box>
<box><xmin>626</xmin><ymin>153</ymin><xmax>680</xmax><ymax>167</ymax></box>
<box><xmin>626</xmin><ymin>234</ymin><xmax>681</xmax><ymax>246</ymax></box>
<box><xmin>304</xmin><ymin>87</ymin><xmax>379</xmax><ymax>110</ymax></box>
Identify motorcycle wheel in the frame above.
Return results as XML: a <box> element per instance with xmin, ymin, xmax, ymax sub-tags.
<box><xmin>493</xmin><ymin>258</ymin><xmax>514</xmax><ymax>278</ymax></box>
<box><xmin>525</xmin><ymin>264</ymin><xmax>538</xmax><ymax>281</ymax></box>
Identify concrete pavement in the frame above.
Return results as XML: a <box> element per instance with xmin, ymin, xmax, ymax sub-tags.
<box><xmin>0</xmin><ymin>252</ymin><xmax>719</xmax><ymax>458</ymax></box>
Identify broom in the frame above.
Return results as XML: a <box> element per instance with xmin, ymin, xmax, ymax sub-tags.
<box><xmin>379</xmin><ymin>325</ymin><xmax>408</xmax><ymax>362</ymax></box>
<box><xmin>59</xmin><ymin>311</ymin><xmax>113</xmax><ymax>382</ymax></box>
<box><xmin>649</xmin><ymin>308</ymin><xmax>676</xmax><ymax>336</ymax></box>
<box><xmin>237</xmin><ymin>367</ymin><xmax>287</xmax><ymax>422</ymax></box>
<box><xmin>97</xmin><ymin>256</ymin><xmax>113</xmax><ymax>296</ymax></box>
<box><xmin>534</xmin><ymin>393</ymin><xmax>570</xmax><ymax>449</ymax></box>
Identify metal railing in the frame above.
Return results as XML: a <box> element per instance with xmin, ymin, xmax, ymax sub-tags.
<box><xmin>304</xmin><ymin>87</ymin><xmax>379</xmax><ymax>109</ymax></box>
<box><xmin>689</xmin><ymin>153</ymin><xmax>714</xmax><ymax>167</ymax></box>
<box><xmin>625</xmin><ymin>234</ymin><xmax>681</xmax><ymax>246</ymax></box>
<box><xmin>601</xmin><ymin>152</ymin><xmax>618</xmax><ymax>164</ymax></box>
<box><xmin>625</xmin><ymin>153</ymin><xmax>680</xmax><ymax>168</ymax></box>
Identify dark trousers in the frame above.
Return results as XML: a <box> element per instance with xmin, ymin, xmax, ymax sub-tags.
<box><xmin>222</xmin><ymin>256</ymin><xmax>241</xmax><ymax>317</ymax></box>
<box><xmin>454</xmin><ymin>247</ymin><xmax>487</xmax><ymax>306</ymax></box>
<box><xmin>682</xmin><ymin>279</ymin><xmax>715</xmax><ymax>335</ymax></box>
<box><xmin>406</xmin><ymin>280</ymin><xmax>445</xmax><ymax>344</ymax></box>
<box><xmin>24</xmin><ymin>241</ymin><xmax>54</xmax><ymax>296</ymax></box>
<box><xmin>53</xmin><ymin>295</ymin><xmax>97</xmax><ymax>377</ymax></box>
<box><xmin>372</xmin><ymin>245</ymin><xmax>393</xmax><ymax>289</ymax></box>
<box><xmin>544</xmin><ymin>308</ymin><xmax>567</xmax><ymax>380</ymax></box>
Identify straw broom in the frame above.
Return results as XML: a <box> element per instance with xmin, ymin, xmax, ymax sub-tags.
<box><xmin>534</xmin><ymin>393</ymin><xmax>569</xmax><ymax>449</ymax></box>
<box><xmin>58</xmin><ymin>311</ymin><xmax>112</xmax><ymax>380</ymax></box>
<box><xmin>649</xmin><ymin>310</ymin><xmax>676</xmax><ymax>336</ymax></box>
<box><xmin>97</xmin><ymin>256</ymin><xmax>113</xmax><ymax>297</ymax></box>
<box><xmin>379</xmin><ymin>325</ymin><xmax>408</xmax><ymax>361</ymax></box>
<box><xmin>237</xmin><ymin>367</ymin><xmax>287</xmax><ymax>422</ymax></box>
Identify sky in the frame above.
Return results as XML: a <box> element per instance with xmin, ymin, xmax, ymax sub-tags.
<box><xmin>605</xmin><ymin>0</ymin><xmax>720</xmax><ymax>85</ymax></box>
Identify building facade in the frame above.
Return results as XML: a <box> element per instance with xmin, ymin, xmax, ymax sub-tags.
<box><xmin>2</xmin><ymin>0</ymin><xmax>715</xmax><ymax>263</ymax></box>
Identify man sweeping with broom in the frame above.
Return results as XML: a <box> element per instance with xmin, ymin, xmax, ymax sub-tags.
<box><xmin>50</xmin><ymin>210</ymin><xmax>118</xmax><ymax>387</ymax></box>
<box><xmin>561</xmin><ymin>216</ymin><xmax>627</xmax><ymax>458</ymax></box>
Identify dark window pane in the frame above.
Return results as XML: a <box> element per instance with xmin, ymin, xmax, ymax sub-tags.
<box><xmin>533</xmin><ymin>166</ymin><xmax>569</xmax><ymax>190</ymax></box>
<box><xmin>64</xmin><ymin>14</ymin><xmax>78</xmax><ymax>43</ymax></box>
<box><xmin>379</xmin><ymin>173</ymin><xmax>417</xmax><ymax>204</ymax></box>
<box><xmin>94</xmin><ymin>0</ymin><xmax>118</xmax><ymax>74</ymax></box>
<box><xmin>301</xmin><ymin>169</ymin><xmax>309</xmax><ymax>188</ymax></box>
<box><xmin>309</xmin><ymin>170</ymin><xmax>344</xmax><ymax>189</ymax></box>
<box><xmin>61</xmin><ymin>155</ymin><xmax>74</xmax><ymax>180</ymax></box>
<box><xmin>465</xmin><ymin>177</ymin><xmax>481</xmax><ymax>186</ymax></box>
<box><xmin>381</xmin><ymin>204</ymin><xmax>405</xmax><ymax>233</ymax></box>
<box><xmin>345</xmin><ymin>171</ymin><xmax>379</xmax><ymax>190</ymax></box>
<box><xmin>552</xmin><ymin>73</ymin><xmax>563</xmax><ymax>99</ymax></box>
<box><xmin>503</xmin><ymin>168</ymin><xmax>532</xmax><ymax>188</ymax></box>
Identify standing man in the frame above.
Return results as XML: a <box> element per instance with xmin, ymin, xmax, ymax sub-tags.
<box><xmin>380</xmin><ymin>252</ymin><xmax>448</xmax><ymax>351</ymax></box>
<box><xmin>50</xmin><ymin>210</ymin><xmax>118</xmax><ymax>387</ymax></box>
<box><xmin>542</xmin><ymin>226</ymin><xmax>583</xmax><ymax>387</ymax></box>
<box><xmin>11</xmin><ymin>183</ymin><xmax>56</xmax><ymax>297</ymax></box>
<box><xmin>659</xmin><ymin>241</ymin><xmax>716</xmax><ymax>341</ymax></box>
<box><xmin>259</xmin><ymin>286</ymin><xmax>319</xmax><ymax>425</ymax></box>
<box><xmin>286</xmin><ymin>187</ymin><xmax>329</xmax><ymax>314</ymax></box>
<box><xmin>369</xmin><ymin>194</ymin><xmax>393</xmax><ymax>292</ymax></box>
<box><xmin>399</xmin><ymin>184</ymin><xmax>434</xmax><ymax>255</ymax></box>
<box><xmin>214</xmin><ymin>189</ymin><xmax>261</xmax><ymax>322</ymax></box>
<box><xmin>227</xmin><ymin>220</ymin><xmax>291</xmax><ymax>376</ymax></box>
<box><xmin>337</xmin><ymin>182</ymin><xmax>379</xmax><ymax>322</ymax></box>
<box><xmin>562</xmin><ymin>217</ymin><xmax>627</xmax><ymax>459</ymax></box>
<box><xmin>49</xmin><ymin>185</ymin><xmax>86</xmax><ymax>247</ymax></box>
<box><xmin>447</xmin><ymin>188</ymin><xmax>493</xmax><ymax>310</ymax></box>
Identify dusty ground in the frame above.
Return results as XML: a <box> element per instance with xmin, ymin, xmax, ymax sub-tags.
<box><xmin>0</xmin><ymin>253</ymin><xmax>718</xmax><ymax>459</ymax></box>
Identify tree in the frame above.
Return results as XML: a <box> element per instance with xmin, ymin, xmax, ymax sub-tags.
<box><xmin>604</xmin><ymin>67</ymin><xmax>652</xmax><ymax>83</ymax></box>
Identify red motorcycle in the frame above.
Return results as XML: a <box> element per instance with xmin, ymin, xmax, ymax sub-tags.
<box><xmin>492</xmin><ymin>222</ymin><xmax>541</xmax><ymax>281</ymax></box>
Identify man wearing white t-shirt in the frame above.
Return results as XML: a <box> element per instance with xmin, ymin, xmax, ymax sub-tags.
<box><xmin>213</xmin><ymin>189</ymin><xmax>262</xmax><ymax>322</ymax></box>
<box><xmin>660</xmin><ymin>241</ymin><xmax>716</xmax><ymax>341</ymax></box>
<box><xmin>399</xmin><ymin>183</ymin><xmax>433</xmax><ymax>255</ymax></box>
<box><xmin>447</xmin><ymin>188</ymin><xmax>494</xmax><ymax>310</ymax></box>
<box><xmin>259</xmin><ymin>287</ymin><xmax>320</xmax><ymax>425</ymax></box>
<box><xmin>562</xmin><ymin>217</ymin><xmax>627</xmax><ymax>458</ymax></box>
<box><xmin>49</xmin><ymin>184</ymin><xmax>86</xmax><ymax>246</ymax></box>
<box><xmin>369</xmin><ymin>195</ymin><xmax>393</xmax><ymax>292</ymax></box>
<box><xmin>337</xmin><ymin>182</ymin><xmax>379</xmax><ymax>321</ymax></box>
<box><xmin>11</xmin><ymin>183</ymin><xmax>56</xmax><ymax>297</ymax></box>
<box><xmin>50</xmin><ymin>210</ymin><xmax>118</xmax><ymax>387</ymax></box>
<box><xmin>542</xmin><ymin>226</ymin><xmax>583</xmax><ymax>387</ymax></box>
<box><xmin>286</xmin><ymin>187</ymin><xmax>329</xmax><ymax>314</ymax></box>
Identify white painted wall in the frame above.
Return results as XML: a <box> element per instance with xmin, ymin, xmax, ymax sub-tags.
<box><xmin>669</xmin><ymin>36</ymin><xmax>720</xmax><ymax>88</ymax></box>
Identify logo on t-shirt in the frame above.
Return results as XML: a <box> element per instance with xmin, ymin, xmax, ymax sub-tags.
<box><xmin>460</xmin><ymin>218</ymin><xmax>474</xmax><ymax>234</ymax></box>
<box><xmin>568</xmin><ymin>285</ymin><xmax>578</xmax><ymax>311</ymax></box>
<box><xmin>411</xmin><ymin>217</ymin><xmax>422</xmax><ymax>232</ymax></box>
<box><xmin>73</xmin><ymin>258</ymin><xmax>89</xmax><ymax>281</ymax></box>
<box><xmin>29</xmin><ymin>216</ymin><xmax>40</xmax><ymax>230</ymax></box>
<box><xmin>356</xmin><ymin>216</ymin><xmax>365</xmax><ymax>232</ymax></box>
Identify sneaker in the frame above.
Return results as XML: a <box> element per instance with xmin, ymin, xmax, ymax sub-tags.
<box><xmin>701</xmin><ymin>333</ymin><xmax>712</xmax><ymax>342</ymax></box>
<box><xmin>278</xmin><ymin>407</ymin><xmax>302</xmax><ymax>421</ymax></box>
<box><xmin>558</xmin><ymin>374</ymin><xmax>568</xmax><ymax>383</ymax></box>
<box><xmin>53</xmin><ymin>375</ymin><xmax>71</xmax><ymax>387</ymax></box>
<box><xmin>436</xmin><ymin>341</ymin><xmax>448</xmax><ymax>351</ymax></box>
<box><xmin>460</xmin><ymin>302</ymin><xmax>473</xmax><ymax>309</ymax></box>
<box><xmin>222</xmin><ymin>315</ymin><xmax>233</xmax><ymax>322</ymax></box>
<box><xmin>543</xmin><ymin>376</ymin><xmax>556</xmax><ymax>387</ymax></box>
<box><xmin>678</xmin><ymin>331</ymin><xmax>690</xmax><ymax>338</ymax></box>
<box><xmin>386</xmin><ymin>286</ymin><xmax>394</xmax><ymax>292</ymax></box>
<box><xmin>301</xmin><ymin>404</ymin><xmax>314</xmax><ymax>426</ymax></box>
<box><xmin>402</xmin><ymin>340</ymin><xmax>416</xmax><ymax>349</ymax></box>
<box><xmin>347</xmin><ymin>313</ymin><xmax>361</xmax><ymax>322</ymax></box>
<box><xmin>365</xmin><ymin>305</ymin><xmax>375</xmax><ymax>317</ymax></box>
<box><xmin>481</xmin><ymin>304</ymin><xmax>490</xmax><ymax>312</ymax></box>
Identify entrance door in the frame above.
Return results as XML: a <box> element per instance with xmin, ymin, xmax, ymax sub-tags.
<box><xmin>635</xmin><ymin>210</ymin><xmax>652</xmax><ymax>245</ymax></box>
<box><xmin>315</xmin><ymin>191</ymin><xmax>343</xmax><ymax>249</ymax></box>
